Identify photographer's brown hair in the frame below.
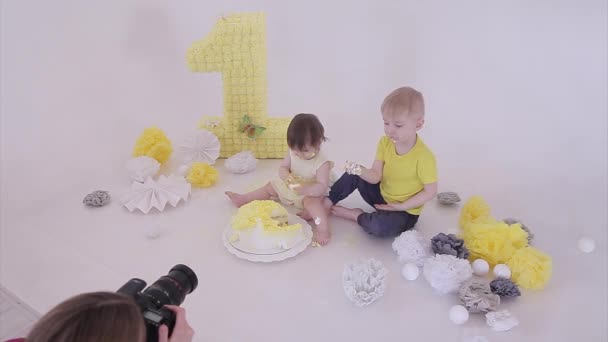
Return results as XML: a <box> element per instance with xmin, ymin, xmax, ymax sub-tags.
<box><xmin>27</xmin><ymin>291</ymin><xmax>145</xmax><ymax>342</ymax></box>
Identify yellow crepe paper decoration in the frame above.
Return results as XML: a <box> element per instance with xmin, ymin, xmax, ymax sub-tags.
<box><xmin>187</xmin><ymin>12</ymin><xmax>289</xmax><ymax>159</ymax></box>
<box><xmin>462</xmin><ymin>221</ymin><xmax>529</xmax><ymax>267</ymax></box>
<box><xmin>133</xmin><ymin>127</ymin><xmax>172</xmax><ymax>164</ymax></box>
<box><xmin>507</xmin><ymin>246</ymin><xmax>553</xmax><ymax>290</ymax></box>
<box><xmin>459</xmin><ymin>196</ymin><xmax>494</xmax><ymax>229</ymax></box>
<box><xmin>186</xmin><ymin>162</ymin><xmax>218</xmax><ymax>188</ymax></box>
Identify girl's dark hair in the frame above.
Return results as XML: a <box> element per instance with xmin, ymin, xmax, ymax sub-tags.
<box><xmin>287</xmin><ymin>113</ymin><xmax>327</xmax><ymax>150</ymax></box>
<box><xmin>26</xmin><ymin>291</ymin><xmax>145</xmax><ymax>342</ymax></box>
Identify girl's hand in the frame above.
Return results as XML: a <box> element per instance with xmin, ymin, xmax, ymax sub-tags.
<box><xmin>374</xmin><ymin>203</ymin><xmax>403</xmax><ymax>211</ymax></box>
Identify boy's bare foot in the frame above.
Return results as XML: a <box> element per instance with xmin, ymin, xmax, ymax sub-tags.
<box><xmin>313</xmin><ymin>226</ymin><xmax>331</xmax><ymax>246</ymax></box>
<box><xmin>331</xmin><ymin>206</ymin><xmax>364</xmax><ymax>222</ymax></box>
<box><xmin>225</xmin><ymin>191</ymin><xmax>249</xmax><ymax>207</ymax></box>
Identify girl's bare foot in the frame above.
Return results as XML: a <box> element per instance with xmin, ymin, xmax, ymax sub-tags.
<box><xmin>299</xmin><ymin>197</ymin><xmax>333</xmax><ymax>221</ymax></box>
<box><xmin>331</xmin><ymin>206</ymin><xmax>364</xmax><ymax>222</ymax></box>
<box><xmin>297</xmin><ymin>210</ymin><xmax>313</xmax><ymax>221</ymax></box>
<box><xmin>225</xmin><ymin>191</ymin><xmax>249</xmax><ymax>207</ymax></box>
<box><xmin>313</xmin><ymin>225</ymin><xmax>331</xmax><ymax>245</ymax></box>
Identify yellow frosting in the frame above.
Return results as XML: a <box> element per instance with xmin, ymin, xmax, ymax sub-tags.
<box><xmin>231</xmin><ymin>200</ymin><xmax>300</xmax><ymax>233</ymax></box>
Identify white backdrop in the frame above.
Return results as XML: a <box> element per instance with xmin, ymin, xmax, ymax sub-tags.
<box><xmin>1</xmin><ymin>1</ymin><xmax>607</xmax><ymax>341</ymax></box>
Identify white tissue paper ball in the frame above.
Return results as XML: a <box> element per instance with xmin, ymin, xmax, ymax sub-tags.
<box><xmin>423</xmin><ymin>254</ymin><xmax>473</xmax><ymax>294</ymax></box>
<box><xmin>126</xmin><ymin>156</ymin><xmax>160</xmax><ymax>182</ymax></box>
<box><xmin>493</xmin><ymin>264</ymin><xmax>511</xmax><ymax>279</ymax></box>
<box><xmin>392</xmin><ymin>230</ymin><xmax>431</xmax><ymax>267</ymax></box>
<box><xmin>578</xmin><ymin>237</ymin><xmax>596</xmax><ymax>253</ymax></box>
<box><xmin>401</xmin><ymin>263</ymin><xmax>420</xmax><ymax>281</ymax></box>
<box><xmin>225</xmin><ymin>151</ymin><xmax>258</xmax><ymax>174</ymax></box>
<box><xmin>449</xmin><ymin>305</ymin><xmax>470</xmax><ymax>325</ymax></box>
<box><xmin>472</xmin><ymin>259</ymin><xmax>490</xmax><ymax>276</ymax></box>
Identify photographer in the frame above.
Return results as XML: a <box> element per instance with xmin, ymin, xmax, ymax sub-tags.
<box><xmin>21</xmin><ymin>291</ymin><xmax>194</xmax><ymax>342</ymax></box>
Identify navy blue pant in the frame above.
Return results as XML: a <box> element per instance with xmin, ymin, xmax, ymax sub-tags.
<box><xmin>328</xmin><ymin>173</ymin><xmax>419</xmax><ymax>237</ymax></box>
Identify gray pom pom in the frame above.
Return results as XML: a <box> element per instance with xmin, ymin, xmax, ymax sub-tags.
<box><xmin>83</xmin><ymin>190</ymin><xmax>111</xmax><ymax>207</ymax></box>
<box><xmin>504</xmin><ymin>218</ymin><xmax>534</xmax><ymax>243</ymax></box>
<box><xmin>431</xmin><ymin>233</ymin><xmax>470</xmax><ymax>259</ymax></box>
<box><xmin>490</xmin><ymin>278</ymin><xmax>521</xmax><ymax>298</ymax></box>
<box><xmin>459</xmin><ymin>279</ymin><xmax>500</xmax><ymax>313</ymax></box>
<box><xmin>437</xmin><ymin>192</ymin><xmax>461</xmax><ymax>205</ymax></box>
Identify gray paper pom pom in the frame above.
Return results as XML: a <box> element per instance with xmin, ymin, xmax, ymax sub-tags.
<box><xmin>431</xmin><ymin>233</ymin><xmax>470</xmax><ymax>259</ymax></box>
<box><xmin>459</xmin><ymin>279</ymin><xmax>500</xmax><ymax>313</ymax></box>
<box><xmin>490</xmin><ymin>278</ymin><xmax>521</xmax><ymax>298</ymax></box>
<box><xmin>83</xmin><ymin>190</ymin><xmax>111</xmax><ymax>207</ymax></box>
<box><xmin>437</xmin><ymin>192</ymin><xmax>461</xmax><ymax>205</ymax></box>
<box><xmin>503</xmin><ymin>218</ymin><xmax>534</xmax><ymax>243</ymax></box>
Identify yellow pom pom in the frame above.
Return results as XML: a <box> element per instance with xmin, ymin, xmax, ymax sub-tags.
<box><xmin>507</xmin><ymin>246</ymin><xmax>552</xmax><ymax>290</ymax></box>
<box><xmin>133</xmin><ymin>127</ymin><xmax>173</xmax><ymax>164</ymax></box>
<box><xmin>462</xmin><ymin>221</ymin><xmax>529</xmax><ymax>266</ymax></box>
<box><xmin>186</xmin><ymin>162</ymin><xmax>218</xmax><ymax>188</ymax></box>
<box><xmin>459</xmin><ymin>196</ymin><xmax>494</xmax><ymax>229</ymax></box>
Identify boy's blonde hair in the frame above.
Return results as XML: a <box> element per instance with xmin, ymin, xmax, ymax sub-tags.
<box><xmin>381</xmin><ymin>87</ymin><xmax>425</xmax><ymax>119</ymax></box>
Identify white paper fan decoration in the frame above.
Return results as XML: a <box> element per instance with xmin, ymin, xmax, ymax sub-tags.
<box><xmin>179</xmin><ymin>129</ymin><xmax>220</xmax><ymax>165</ymax></box>
<box><xmin>121</xmin><ymin>175</ymin><xmax>191</xmax><ymax>214</ymax></box>
<box><xmin>126</xmin><ymin>156</ymin><xmax>160</xmax><ymax>182</ymax></box>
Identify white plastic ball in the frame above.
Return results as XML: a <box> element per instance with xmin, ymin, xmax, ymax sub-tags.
<box><xmin>449</xmin><ymin>305</ymin><xmax>469</xmax><ymax>325</ymax></box>
<box><xmin>578</xmin><ymin>237</ymin><xmax>596</xmax><ymax>253</ymax></box>
<box><xmin>177</xmin><ymin>164</ymin><xmax>190</xmax><ymax>177</ymax></box>
<box><xmin>472</xmin><ymin>259</ymin><xmax>490</xmax><ymax>276</ymax></box>
<box><xmin>401</xmin><ymin>263</ymin><xmax>420</xmax><ymax>280</ymax></box>
<box><xmin>493</xmin><ymin>264</ymin><xmax>511</xmax><ymax>279</ymax></box>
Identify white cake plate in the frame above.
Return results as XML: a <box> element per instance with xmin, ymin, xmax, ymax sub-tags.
<box><xmin>222</xmin><ymin>214</ymin><xmax>313</xmax><ymax>262</ymax></box>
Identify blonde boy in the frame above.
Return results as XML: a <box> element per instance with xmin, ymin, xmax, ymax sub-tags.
<box><xmin>328</xmin><ymin>87</ymin><xmax>438</xmax><ymax>237</ymax></box>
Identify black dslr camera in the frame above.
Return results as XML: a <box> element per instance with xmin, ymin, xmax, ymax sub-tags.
<box><xmin>117</xmin><ymin>264</ymin><xmax>198</xmax><ymax>342</ymax></box>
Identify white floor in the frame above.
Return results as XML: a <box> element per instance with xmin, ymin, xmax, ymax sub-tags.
<box><xmin>1</xmin><ymin>1</ymin><xmax>607</xmax><ymax>341</ymax></box>
<box><xmin>1</xmin><ymin>157</ymin><xmax>607</xmax><ymax>342</ymax></box>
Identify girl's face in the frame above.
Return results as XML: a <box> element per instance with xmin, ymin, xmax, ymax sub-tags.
<box><xmin>293</xmin><ymin>143</ymin><xmax>320</xmax><ymax>160</ymax></box>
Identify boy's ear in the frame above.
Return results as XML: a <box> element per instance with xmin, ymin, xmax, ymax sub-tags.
<box><xmin>415</xmin><ymin>117</ymin><xmax>425</xmax><ymax>130</ymax></box>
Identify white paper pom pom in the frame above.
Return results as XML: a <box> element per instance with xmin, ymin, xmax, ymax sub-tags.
<box><xmin>342</xmin><ymin>258</ymin><xmax>388</xmax><ymax>307</ymax></box>
<box><xmin>225</xmin><ymin>151</ymin><xmax>258</xmax><ymax>174</ymax></box>
<box><xmin>472</xmin><ymin>259</ymin><xmax>490</xmax><ymax>276</ymax></box>
<box><xmin>493</xmin><ymin>264</ymin><xmax>511</xmax><ymax>279</ymax></box>
<box><xmin>126</xmin><ymin>156</ymin><xmax>160</xmax><ymax>182</ymax></box>
<box><xmin>392</xmin><ymin>230</ymin><xmax>431</xmax><ymax>267</ymax></box>
<box><xmin>486</xmin><ymin>310</ymin><xmax>519</xmax><ymax>331</ymax></box>
<box><xmin>401</xmin><ymin>263</ymin><xmax>420</xmax><ymax>280</ymax></box>
<box><xmin>423</xmin><ymin>254</ymin><xmax>473</xmax><ymax>294</ymax></box>
<box><xmin>449</xmin><ymin>305</ymin><xmax>469</xmax><ymax>324</ymax></box>
<box><xmin>578</xmin><ymin>237</ymin><xmax>596</xmax><ymax>253</ymax></box>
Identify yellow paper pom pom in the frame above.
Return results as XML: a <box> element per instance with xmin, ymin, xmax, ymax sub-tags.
<box><xmin>507</xmin><ymin>246</ymin><xmax>552</xmax><ymax>290</ymax></box>
<box><xmin>462</xmin><ymin>221</ymin><xmax>529</xmax><ymax>266</ymax></box>
<box><xmin>186</xmin><ymin>162</ymin><xmax>218</xmax><ymax>188</ymax></box>
<box><xmin>459</xmin><ymin>196</ymin><xmax>494</xmax><ymax>229</ymax></box>
<box><xmin>133</xmin><ymin>127</ymin><xmax>173</xmax><ymax>164</ymax></box>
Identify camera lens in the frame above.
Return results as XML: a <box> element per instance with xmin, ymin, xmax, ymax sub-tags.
<box><xmin>141</xmin><ymin>264</ymin><xmax>198</xmax><ymax>308</ymax></box>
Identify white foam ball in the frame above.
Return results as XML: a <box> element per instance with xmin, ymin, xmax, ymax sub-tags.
<box><xmin>578</xmin><ymin>237</ymin><xmax>596</xmax><ymax>253</ymax></box>
<box><xmin>472</xmin><ymin>259</ymin><xmax>490</xmax><ymax>276</ymax></box>
<box><xmin>177</xmin><ymin>164</ymin><xmax>190</xmax><ymax>177</ymax></box>
<box><xmin>449</xmin><ymin>305</ymin><xmax>469</xmax><ymax>325</ymax></box>
<box><xmin>401</xmin><ymin>263</ymin><xmax>420</xmax><ymax>280</ymax></box>
<box><xmin>493</xmin><ymin>264</ymin><xmax>511</xmax><ymax>279</ymax></box>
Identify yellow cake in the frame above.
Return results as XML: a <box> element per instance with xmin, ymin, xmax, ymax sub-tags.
<box><xmin>231</xmin><ymin>200</ymin><xmax>304</xmax><ymax>250</ymax></box>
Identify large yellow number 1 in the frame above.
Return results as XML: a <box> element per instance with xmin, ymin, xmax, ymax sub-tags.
<box><xmin>186</xmin><ymin>12</ymin><xmax>289</xmax><ymax>159</ymax></box>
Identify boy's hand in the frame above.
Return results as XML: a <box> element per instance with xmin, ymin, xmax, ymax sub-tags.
<box><xmin>374</xmin><ymin>203</ymin><xmax>403</xmax><ymax>211</ymax></box>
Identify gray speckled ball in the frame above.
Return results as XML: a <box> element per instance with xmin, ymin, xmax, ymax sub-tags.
<box><xmin>437</xmin><ymin>192</ymin><xmax>461</xmax><ymax>205</ymax></box>
<box><xmin>83</xmin><ymin>190</ymin><xmax>111</xmax><ymax>207</ymax></box>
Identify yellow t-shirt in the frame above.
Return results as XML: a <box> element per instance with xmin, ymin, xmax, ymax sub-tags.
<box><xmin>375</xmin><ymin>135</ymin><xmax>437</xmax><ymax>215</ymax></box>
